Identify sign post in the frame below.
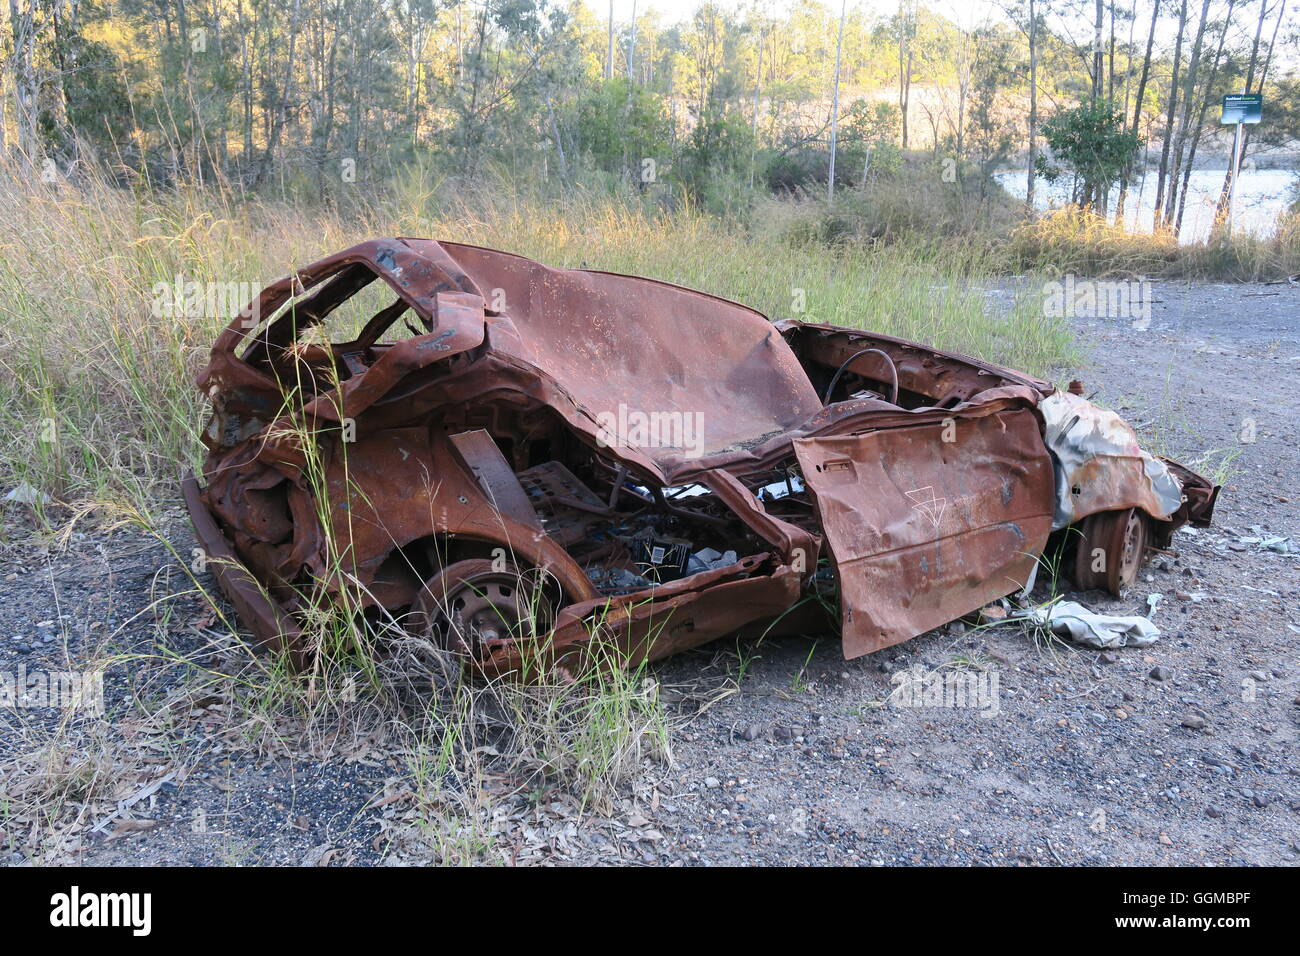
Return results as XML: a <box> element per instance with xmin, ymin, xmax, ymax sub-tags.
<box><xmin>1221</xmin><ymin>93</ymin><xmax>1262</xmax><ymax>235</ymax></box>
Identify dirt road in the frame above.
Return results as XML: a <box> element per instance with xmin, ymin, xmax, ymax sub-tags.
<box><xmin>2</xmin><ymin>280</ymin><xmax>1296</xmax><ymax>866</ymax></box>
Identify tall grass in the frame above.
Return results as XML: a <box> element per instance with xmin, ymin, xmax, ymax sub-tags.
<box><xmin>758</xmin><ymin>159</ymin><xmax>1300</xmax><ymax>282</ymax></box>
<box><xmin>1007</xmin><ymin>205</ymin><xmax>1300</xmax><ymax>280</ymax></box>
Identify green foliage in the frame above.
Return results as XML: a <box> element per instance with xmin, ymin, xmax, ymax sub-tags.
<box><xmin>765</xmin><ymin>150</ymin><xmax>1021</xmax><ymax>246</ymax></box>
<box><xmin>6</xmin><ymin>0</ymin><xmax>1295</xmax><ymax>263</ymax></box>
<box><xmin>1035</xmin><ymin>101</ymin><xmax>1140</xmax><ymax>208</ymax></box>
<box><xmin>843</xmin><ymin>99</ymin><xmax>900</xmax><ymax>147</ymax></box>
<box><xmin>763</xmin><ymin>148</ymin><xmax>827</xmax><ymax>193</ymax></box>
<box><xmin>50</xmin><ymin>33</ymin><xmax>137</xmax><ymax>160</ymax></box>
<box><xmin>677</xmin><ymin>111</ymin><xmax>755</xmax><ymax>209</ymax></box>
<box><xmin>761</xmin><ymin>101</ymin><xmax>901</xmax><ymax>194</ymax></box>
<box><xmin>573</xmin><ymin>78</ymin><xmax>672</xmax><ymax>181</ymax></box>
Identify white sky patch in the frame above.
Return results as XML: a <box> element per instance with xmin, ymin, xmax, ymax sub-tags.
<box><xmin>589</xmin><ymin>0</ymin><xmax>1050</xmax><ymax>30</ymax></box>
<box><xmin>585</xmin><ymin>0</ymin><xmax>988</xmax><ymax>28</ymax></box>
<box><xmin>584</xmin><ymin>0</ymin><xmax>1298</xmax><ymax>70</ymax></box>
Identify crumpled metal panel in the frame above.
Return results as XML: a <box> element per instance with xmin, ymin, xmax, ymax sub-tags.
<box><xmin>1040</xmin><ymin>391</ymin><xmax>1185</xmax><ymax>529</ymax></box>
<box><xmin>795</xmin><ymin>403</ymin><xmax>1055</xmax><ymax>657</ymax></box>
<box><xmin>481</xmin><ymin>553</ymin><xmax>805</xmax><ymax>675</ymax></box>
<box><xmin>421</xmin><ymin>241</ymin><xmax>827</xmax><ymax>467</ymax></box>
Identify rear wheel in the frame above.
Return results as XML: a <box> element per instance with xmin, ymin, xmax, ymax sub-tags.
<box><xmin>1072</xmin><ymin>507</ymin><xmax>1149</xmax><ymax>596</ymax></box>
<box><xmin>411</xmin><ymin>558</ymin><xmax>555</xmax><ymax>662</ymax></box>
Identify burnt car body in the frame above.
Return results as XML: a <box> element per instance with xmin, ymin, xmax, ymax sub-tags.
<box><xmin>186</xmin><ymin>238</ymin><xmax>1218</xmax><ymax>671</ymax></box>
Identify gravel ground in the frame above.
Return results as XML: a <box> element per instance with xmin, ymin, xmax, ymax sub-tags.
<box><xmin>1</xmin><ymin>279</ymin><xmax>1296</xmax><ymax>866</ymax></box>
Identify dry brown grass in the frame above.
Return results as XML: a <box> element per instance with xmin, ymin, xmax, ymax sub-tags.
<box><xmin>1008</xmin><ymin>205</ymin><xmax>1300</xmax><ymax>280</ymax></box>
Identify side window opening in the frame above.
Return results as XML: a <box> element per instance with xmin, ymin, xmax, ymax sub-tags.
<box><xmin>242</xmin><ymin>263</ymin><xmax>424</xmax><ymax>398</ymax></box>
<box><xmin>317</xmin><ymin>274</ymin><xmax>407</xmax><ymax>345</ymax></box>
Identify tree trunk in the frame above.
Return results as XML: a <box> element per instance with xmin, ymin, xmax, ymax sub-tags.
<box><xmin>1153</xmin><ymin>0</ymin><xmax>1187</xmax><ymax>229</ymax></box>
<box><xmin>627</xmin><ymin>0</ymin><xmax>636</xmax><ymax>80</ymax></box>
<box><xmin>606</xmin><ymin>0</ymin><xmax>614</xmax><ymax>81</ymax></box>
<box><xmin>252</xmin><ymin>0</ymin><xmax>303</xmax><ymax>187</ymax></box>
<box><xmin>1117</xmin><ymin>0</ymin><xmax>1160</xmax><ymax>220</ymax></box>
<box><xmin>898</xmin><ymin>2</ymin><xmax>913</xmax><ymax>150</ymax></box>
<box><xmin>1213</xmin><ymin>0</ymin><xmax>1285</xmax><ymax>227</ymax></box>
<box><xmin>1213</xmin><ymin>0</ymin><xmax>1272</xmax><ymax>227</ymax></box>
<box><xmin>1164</xmin><ymin>0</ymin><xmax>1211</xmax><ymax>225</ymax></box>
<box><xmin>9</xmin><ymin>0</ymin><xmax>41</xmax><ymax>161</ymax></box>
<box><xmin>1176</xmin><ymin>0</ymin><xmax>1234</xmax><ymax>234</ymax></box>
<box><xmin>828</xmin><ymin>0</ymin><xmax>846</xmax><ymax>202</ymax></box>
<box><xmin>1092</xmin><ymin>0</ymin><xmax>1104</xmax><ymax>105</ymax></box>
<box><xmin>546</xmin><ymin>95</ymin><xmax>568</xmax><ymax>183</ymax></box>
<box><xmin>1027</xmin><ymin>0</ymin><xmax>1038</xmax><ymax>215</ymax></box>
<box><xmin>750</xmin><ymin>23</ymin><xmax>763</xmax><ymax>189</ymax></box>
<box><xmin>47</xmin><ymin>0</ymin><xmax>76</xmax><ymax>158</ymax></box>
<box><xmin>1107</xmin><ymin>0</ymin><xmax>1116</xmax><ymax>102</ymax></box>
<box><xmin>1120</xmin><ymin>0</ymin><xmax>1138</xmax><ymax>125</ymax></box>
<box><xmin>241</xmin><ymin>0</ymin><xmax>253</xmax><ymax>175</ymax></box>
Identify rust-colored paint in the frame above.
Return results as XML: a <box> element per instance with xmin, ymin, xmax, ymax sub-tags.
<box><xmin>795</xmin><ymin>406</ymin><xmax>1054</xmax><ymax>656</ymax></box>
<box><xmin>187</xmin><ymin>238</ymin><xmax>1218</xmax><ymax>672</ymax></box>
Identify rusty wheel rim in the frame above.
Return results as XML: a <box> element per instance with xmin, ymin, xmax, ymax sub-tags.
<box><xmin>414</xmin><ymin>559</ymin><xmax>548</xmax><ymax>660</ymax></box>
<box><xmin>1107</xmin><ymin>507</ymin><xmax>1148</xmax><ymax>595</ymax></box>
<box><xmin>1073</xmin><ymin>508</ymin><xmax>1148</xmax><ymax>596</ymax></box>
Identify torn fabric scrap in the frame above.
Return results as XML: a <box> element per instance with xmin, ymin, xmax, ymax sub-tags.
<box><xmin>1020</xmin><ymin>600</ymin><xmax>1160</xmax><ymax>648</ymax></box>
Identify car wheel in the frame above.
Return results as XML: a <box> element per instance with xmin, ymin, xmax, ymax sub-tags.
<box><xmin>411</xmin><ymin>558</ymin><xmax>554</xmax><ymax>661</ymax></box>
<box><xmin>1072</xmin><ymin>507</ymin><xmax>1149</xmax><ymax>596</ymax></box>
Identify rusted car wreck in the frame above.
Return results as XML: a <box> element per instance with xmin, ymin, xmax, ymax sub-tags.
<box><xmin>185</xmin><ymin>238</ymin><xmax>1218</xmax><ymax>672</ymax></box>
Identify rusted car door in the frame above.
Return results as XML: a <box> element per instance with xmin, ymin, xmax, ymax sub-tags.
<box><xmin>794</xmin><ymin>406</ymin><xmax>1055</xmax><ymax>658</ymax></box>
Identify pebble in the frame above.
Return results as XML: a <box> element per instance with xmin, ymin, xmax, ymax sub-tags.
<box><xmin>1149</xmin><ymin>665</ymin><xmax>1172</xmax><ymax>681</ymax></box>
<box><xmin>704</xmin><ymin>777</ymin><xmax>720</xmax><ymax>789</ymax></box>
<box><xmin>1182</xmin><ymin>714</ymin><xmax>1207</xmax><ymax>730</ymax></box>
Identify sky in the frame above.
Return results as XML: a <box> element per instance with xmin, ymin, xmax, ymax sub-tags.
<box><xmin>583</xmin><ymin>0</ymin><xmax>1017</xmax><ymax>30</ymax></box>
<box><xmin>583</xmin><ymin>0</ymin><xmax>1298</xmax><ymax>71</ymax></box>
